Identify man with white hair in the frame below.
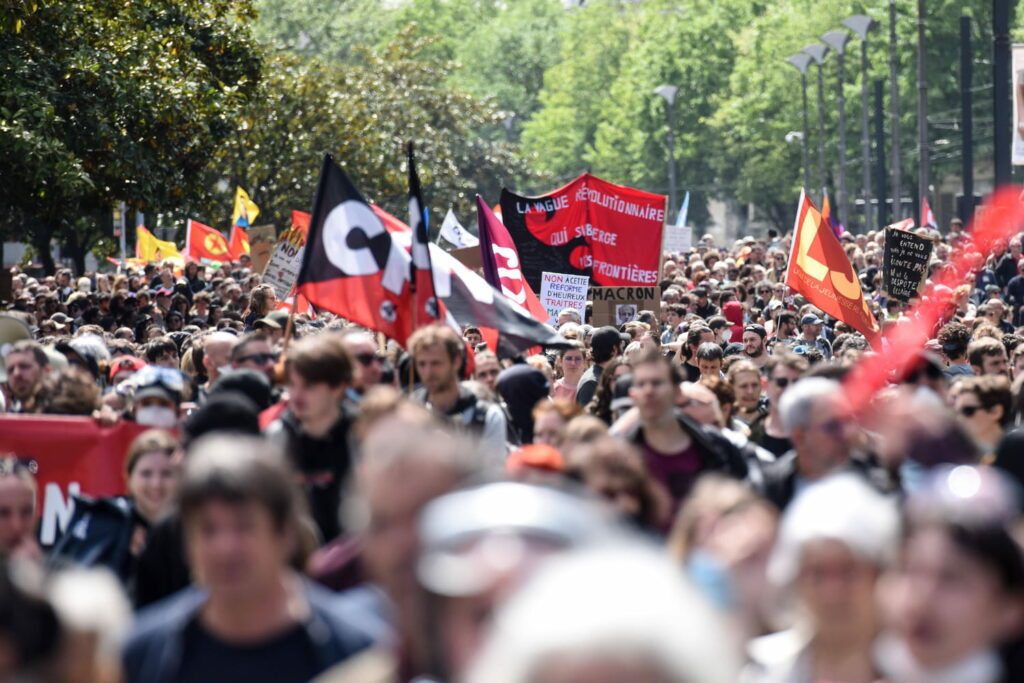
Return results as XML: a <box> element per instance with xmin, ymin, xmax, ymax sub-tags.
<box><xmin>556</xmin><ymin>308</ymin><xmax>581</xmax><ymax>326</ymax></box>
<box><xmin>761</xmin><ymin>377</ymin><xmax>857</xmax><ymax>510</ymax></box>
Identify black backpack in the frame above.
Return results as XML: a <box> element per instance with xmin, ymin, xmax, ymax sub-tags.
<box><xmin>47</xmin><ymin>495</ymin><xmax>140</xmax><ymax>579</ymax></box>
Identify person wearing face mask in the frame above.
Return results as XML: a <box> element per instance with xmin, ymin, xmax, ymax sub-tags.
<box><xmin>131</xmin><ymin>368</ymin><xmax>184</xmax><ymax>430</ymax></box>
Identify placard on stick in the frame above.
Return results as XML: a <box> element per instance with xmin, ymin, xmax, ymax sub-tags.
<box><xmin>539</xmin><ymin>272</ymin><xmax>589</xmax><ymax>324</ymax></box>
<box><xmin>588</xmin><ymin>286</ymin><xmax>660</xmax><ymax>328</ymax></box>
<box><xmin>248</xmin><ymin>225</ymin><xmax>277</xmax><ymax>274</ymax></box>
<box><xmin>883</xmin><ymin>228</ymin><xmax>933</xmax><ymax>302</ymax></box>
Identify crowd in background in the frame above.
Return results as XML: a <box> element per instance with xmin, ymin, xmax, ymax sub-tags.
<box><xmin>1</xmin><ymin>218</ymin><xmax>1024</xmax><ymax>682</ymax></box>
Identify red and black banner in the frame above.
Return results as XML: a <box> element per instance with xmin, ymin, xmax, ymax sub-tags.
<box><xmin>499</xmin><ymin>173</ymin><xmax>667</xmax><ymax>291</ymax></box>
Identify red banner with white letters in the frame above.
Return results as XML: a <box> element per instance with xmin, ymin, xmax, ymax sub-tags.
<box><xmin>0</xmin><ymin>415</ymin><xmax>145</xmax><ymax>545</ymax></box>
<box><xmin>499</xmin><ymin>173</ymin><xmax>666</xmax><ymax>292</ymax></box>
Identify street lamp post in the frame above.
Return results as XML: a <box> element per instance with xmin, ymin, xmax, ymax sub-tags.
<box><xmin>786</xmin><ymin>53</ymin><xmax>814</xmax><ymax>193</ymax></box>
<box><xmin>804</xmin><ymin>43</ymin><xmax>831</xmax><ymax>204</ymax></box>
<box><xmin>843</xmin><ymin>14</ymin><xmax>878</xmax><ymax>231</ymax></box>
<box><xmin>888</xmin><ymin>0</ymin><xmax>903</xmax><ymax>220</ymax></box>
<box><xmin>822</xmin><ymin>30</ymin><xmax>852</xmax><ymax>229</ymax></box>
<box><xmin>653</xmin><ymin>85</ymin><xmax>678</xmax><ymax>220</ymax></box>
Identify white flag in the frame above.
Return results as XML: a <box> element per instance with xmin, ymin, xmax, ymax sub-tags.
<box><xmin>439</xmin><ymin>208</ymin><xmax>479</xmax><ymax>248</ymax></box>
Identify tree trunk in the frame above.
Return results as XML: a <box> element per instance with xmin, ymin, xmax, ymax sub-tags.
<box><xmin>33</xmin><ymin>226</ymin><xmax>56</xmax><ymax>275</ymax></box>
<box><xmin>66</xmin><ymin>229</ymin><xmax>87</xmax><ymax>275</ymax></box>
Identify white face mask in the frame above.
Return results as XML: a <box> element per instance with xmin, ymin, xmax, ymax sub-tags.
<box><xmin>217</xmin><ymin>364</ymin><xmax>233</xmax><ymax>377</ymax></box>
<box><xmin>136</xmin><ymin>405</ymin><xmax>178</xmax><ymax>429</ymax></box>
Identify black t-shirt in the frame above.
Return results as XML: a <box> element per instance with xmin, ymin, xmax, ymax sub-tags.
<box><xmin>174</xmin><ymin>618</ymin><xmax>320</xmax><ymax>683</ymax></box>
<box><xmin>760</xmin><ymin>433</ymin><xmax>792</xmax><ymax>458</ymax></box>
<box><xmin>682</xmin><ymin>361</ymin><xmax>701</xmax><ymax>383</ymax></box>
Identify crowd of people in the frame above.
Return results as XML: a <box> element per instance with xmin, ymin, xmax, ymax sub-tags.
<box><xmin>1</xmin><ymin>220</ymin><xmax>1024</xmax><ymax>682</ymax></box>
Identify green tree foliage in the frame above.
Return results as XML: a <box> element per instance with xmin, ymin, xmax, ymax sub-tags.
<box><xmin>186</xmin><ymin>28</ymin><xmax>533</xmax><ymax>234</ymax></box>
<box><xmin>0</xmin><ymin>0</ymin><xmax>262</xmax><ymax>272</ymax></box>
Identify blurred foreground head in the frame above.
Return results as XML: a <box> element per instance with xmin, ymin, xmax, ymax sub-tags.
<box><xmin>416</xmin><ymin>482</ymin><xmax>612</xmax><ymax>680</ymax></box>
<box><xmin>465</xmin><ymin>544</ymin><xmax>740</xmax><ymax>683</ymax></box>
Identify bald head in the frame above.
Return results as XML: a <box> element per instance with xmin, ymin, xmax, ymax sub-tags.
<box><xmin>202</xmin><ymin>332</ymin><xmax>237</xmax><ymax>382</ymax></box>
<box><xmin>679</xmin><ymin>382</ymin><xmax>723</xmax><ymax>427</ymax></box>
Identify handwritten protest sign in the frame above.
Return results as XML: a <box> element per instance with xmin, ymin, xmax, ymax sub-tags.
<box><xmin>662</xmin><ymin>224</ymin><xmax>692</xmax><ymax>254</ymax></box>
<box><xmin>883</xmin><ymin>228</ymin><xmax>933</xmax><ymax>302</ymax></box>
<box><xmin>262</xmin><ymin>211</ymin><xmax>309</xmax><ymax>301</ymax></box>
<box><xmin>588</xmin><ymin>286</ymin><xmax>660</xmax><ymax>328</ymax></box>
<box><xmin>539</xmin><ymin>272</ymin><xmax>589</xmax><ymax>324</ymax></box>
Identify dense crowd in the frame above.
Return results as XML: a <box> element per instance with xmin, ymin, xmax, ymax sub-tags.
<box><xmin>2</xmin><ymin>220</ymin><xmax>1024</xmax><ymax>682</ymax></box>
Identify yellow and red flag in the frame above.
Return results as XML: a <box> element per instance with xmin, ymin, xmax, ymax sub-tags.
<box><xmin>185</xmin><ymin>219</ymin><xmax>231</xmax><ymax>263</ymax></box>
<box><xmin>785</xmin><ymin>191</ymin><xmax>879</xmax><ymax>339</ymax></box>
<box><xmin>228</xmin><ymin>224</ymin><xmax>250</xmax><ymax>260</ymax></box>
<box><xmin>135</xmin><ymin>226</ymin><xmax>183</xmax><ymax>265</ymax></box>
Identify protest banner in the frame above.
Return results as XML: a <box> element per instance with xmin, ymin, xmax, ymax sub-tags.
<box><xmin>248</xmin><ymin>224</ymin><xmax>277</xmax><ymax>273</ymax></box>
<box><xmin>883</xmin><ymin>227</ymin><xmax>933</xmax><ymax>302</ymax></box>
<box><xmin>539</xmin><ymin>272</ymin><xmax>589</xmax><ymax>324</ymax></box>
<box><xmin>588</xmin><ymin>285</ymin><xmax>659</xmax><ymax>328</ymax></box>
<box><xmin>262</xmin><ymin>211</ymin><xmax>309</xmax><ymax>301</ymax></box>
<box><xmin>500</xmin><ymin>173</ymin><xmax>666</xmax><ymax>292</ymax></box>
<box><xmin>0</xmin><ymin>415</ymin><xmax>146</xmax><ymax>545</ymax></box>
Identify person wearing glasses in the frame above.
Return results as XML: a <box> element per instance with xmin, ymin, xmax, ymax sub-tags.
<box><xmin>952</xmin><ymin>375</ymin><xmax>1013</xmax><ymax>460</ymax></box>
<box><xmin>229</xmin><ymin>332</ymin><xmax>279</xmax><ymax>386</ymax></box>
<box><xmin>341</xmin><ymin>329</ymin><xmax>384</xmax><ymax>400</ymax></box>
<box><xmin>761</xmin><ymin>377</ymin><xmax>859</xmax><ymax>510</ymax></box>
<box><xmin>748</xmin><ymin>353</ymin><xmax>808</xmax><ymax>459</ymax></box>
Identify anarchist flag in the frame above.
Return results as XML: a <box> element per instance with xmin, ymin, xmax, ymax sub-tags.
<box><xmin>407</xmin><ymin>143</ymin><xmax>443</xmax><ymax>329</ymax></box>
<box><xmin>297</xmin><ymin>154</ymin><xmax>419</xmax><ymax>344</ymax></box>
<box><xmin>297</xmin><ymin>154</ymin><xmax>568</xmax><ymax>353</ymax></box>
<box><xmin>476</xmin><ymin>195</ymin><xmax>550</xmax><ymax>324</ymax></box>
<box><xmin>785</xmin><ymin>191</ymin><xmax>879</xmax><ymax>339</ymax></box>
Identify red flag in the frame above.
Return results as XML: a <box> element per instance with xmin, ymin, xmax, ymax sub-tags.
<box><xmin>476</xmin><ymin>195</ymin><xmax>550</xmax><ymax>323</ymax></box>
<box><xmin>785</xmin><ymin>191</ymin><xmax>879</xmax><ymax>339</ymax></box>
<box><xmin>921</xmin><ymin>197</ymin><xmax>937</xmax><ymax>229</ymax></box>
<box><xmin>185</xmin><ymin>219</ymin><xmax>232</xmax><ymax>262</ymax></box>
<box><xmin>228</xmin><ymin>224</ymin><xmax>250</xmax><ymax>260</ymax></box>
<box><xmin>407</xmin><ymin>143</ymin><xmax>444</xmax><ymax>329</ymax></box>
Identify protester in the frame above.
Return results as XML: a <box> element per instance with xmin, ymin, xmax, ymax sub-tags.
<box><xmin>551</xmin><ymin>340</ymin><xmax>586</xmax><ymax>400</ymax></box>
<box><xmin>267</xmin><ymin>332</ymin><xmax>356</xmax><ymax>543</ymax></box>
<box><xmin>575</xmin><ymin>325</ymin><xmax>627</xmax><ymax>406</ymax></box>
<box><xmin>408</xmin><ymin>325</ymin><xmax>508</xmax><ymax>459</ymax></box>
<box><xmin>122</xmin><ymin>435</ymin><xmax>373</xmax><ymax>682</ymax></box>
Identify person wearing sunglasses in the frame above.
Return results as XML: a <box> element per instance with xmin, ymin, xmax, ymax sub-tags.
<box><xmin>761</xmin><ymin>376</ymin><xmax>859</xmax><ymax>511</ymax></box>
<box><xmin>748</xmin><ymin>353</ymin><xmax>808</xmax><ymax>459</ymax></box>
<box><xmin>229</xmin><ymin>332</ymin><xmax>279</xmax><ymax>386</ymax></box>
<box><xmin>341</xmin><ymin>330</ymin><xmax>384</xmax><ymax>399</ymax></box>
<box><xmin>953</xmin><ymin>375</ymin><xmax>1013</xmax><ymax>459</ymax></box>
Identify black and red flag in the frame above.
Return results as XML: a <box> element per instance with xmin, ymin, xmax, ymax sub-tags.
<box><xmin>296</xmin><ymin>154</ymin><xmax>419</xmax><ymax>344</ymax></box>
<box><xmin>297</xmin><ymin>153</ymin><xmax>568</xmax><ymax>355</ymax></box>
<box><xmin>407</xmin><ymin>143</ymin><xmax>442</xmax><ymax>328</ymax></box>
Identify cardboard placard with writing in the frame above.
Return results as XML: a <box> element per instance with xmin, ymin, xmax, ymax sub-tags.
<box><xmin>248</xmin><ymin>225</ymin><xmax>277</xmax><ymax>274</ymax></box>
<box><xmin>539</xmin><ymin>272</ymin><xmax>589</xmax><ymax>324</ymax></box>
<box><xmin>883</xmin><ymin>228</ymin><xmax>933</xmax><ymax>302</ymax></box>
<box><xmin>588</xmin><ymin>286</ymin><xmax>660</xmax><ymax>328</ymax></box>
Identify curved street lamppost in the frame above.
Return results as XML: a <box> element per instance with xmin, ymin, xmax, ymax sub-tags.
<box><xmin>653</xmin><ymin>84</ymin><xmax>679</xmax><ymax>220</ymax></box>
<box><xmin>822</xmin><ymin>30</ymin><xmax>852</xmax><ymax>230</ymax></box>
<box><xmin>803</xmin><ymin>43</ymin><xmax>830</xmax><ymax>205</ymax></box>
<box><xmin>843</xmin><ymin>14</ymin><xmax>879</xmax><ymax>231</ymax></box>
<box><xmin>786</xmin><ymin>53</ymin><xmax>814</xmax><ymax>193</ymax></box>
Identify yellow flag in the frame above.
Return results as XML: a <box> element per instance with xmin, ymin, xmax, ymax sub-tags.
<box><xmin>232</xmin><ymin>187</ymin><xmax>260</xmax><ymax>227</ymax></box>
<box><xmin>135</xmin><ymin>226</ymin><xmax>183</xmax><ymax>264</ymax></box>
